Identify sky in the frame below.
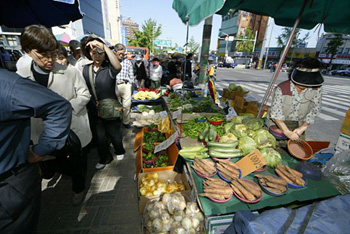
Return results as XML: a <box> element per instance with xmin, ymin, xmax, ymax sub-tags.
<box><xmin>120</xmin><ymin>0</ymin><xmax>324</xmax><ymax>50</ymax></box>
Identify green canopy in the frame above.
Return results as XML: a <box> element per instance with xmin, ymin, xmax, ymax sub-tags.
<box><xmin>172</xmin><ymin>0</ymin><xmax>225</xmax><ymax>26</ymax></box>
<box><xmin>173</xmin><ymin>0</ymin><xmax>350</xmax><ymax>34</ymax></box>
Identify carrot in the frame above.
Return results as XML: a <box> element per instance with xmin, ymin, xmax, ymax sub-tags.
<box><xmin>255</xmin><ymin>174</ymin><xmax>288</xmax><ymax>186</ymax></box>
<box><xmin>275</xmin><ymin>168</ymin><xmax>294</xmax><ymax>184</ymax></box>
<box><xmin>231</xmin><ymin>180</ymin><xmax>255</xmax><ymax>201</ymax></box>
<box><xmin>238</xmin><ymin>180</ymin><xmax>261</xmax><ymax>198</ymax></box>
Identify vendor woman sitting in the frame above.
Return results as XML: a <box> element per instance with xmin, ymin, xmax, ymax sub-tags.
<box><xmin>268</xmin><ymin>58</ymin><xmax>324</xmax><ymax>143</ymax></box>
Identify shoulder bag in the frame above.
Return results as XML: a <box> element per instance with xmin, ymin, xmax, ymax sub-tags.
<box><xmin>88</xmin><ymin>65</ymin><xmax>122</xmax><ymax>120</ymax></box>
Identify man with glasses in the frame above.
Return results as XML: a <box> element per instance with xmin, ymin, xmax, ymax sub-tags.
<box><xmin>113</xmin><ymin>43</ymin><xmax>135</xmax><ymax>130</ymax></box>
<box><xmin>17</xmin><ymin>25</ymin><xmax>92</xmax><ymax>206</ymax></box>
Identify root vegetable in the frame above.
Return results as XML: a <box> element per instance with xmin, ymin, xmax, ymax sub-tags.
<box><xmin>264</xmin><ymin>180</ymin><xmax>288</xmax><ymax>192</ymax></box>
<box><xmin>255</xmin><ymin>174</ymin><xmax>287</xmax><ymax>186</ymax></box>
<box><xmin>217</xmin><ymin>163</ymin><xmax>239</xmax><ymax>177</ymax></box>
<box><xmin>230</xmin><ymin>183</ymin><xmax>245</xmax><ymax>198</ymax></box>
<box><xmin>203</xmin><ymin>187</ymin><xmax>232</xmax><ymax>196</ymax></box>
<box><xmin>194</xmin><ymin>158</ymin><xmax>216</xmax><ymax>174</ymax></box>
<box><xmin>266</xmin><ymin>187</ymin><xmax>285</xmax><ymax>194</ymax></box>
<box><xmin>220</xmin><ymin>160</ymin><xmax>240</xmax><ymax>170</ymax></box>
<box><xmin>231</xmin><ymin>180</ymin><xmax>255</xmax><ymax>201</ymax></box>
<box><xmin>275</xmin><ymin>168</ymin><xmax>294</xmax><ymax>184</ymax></box>
<box><xmin>237</xmin><ymin>179</ymin><xmax>261</xmax><ymax>198</ymax></box>
<box><xmin>289</xmin><ymin>168</ymin><xmax>303</xmax><ymax>178</ymax></box>
<box><xmin>200</xmin><ymin>193</ymin><xmax>228</xmax><ymax>200</ymax></box>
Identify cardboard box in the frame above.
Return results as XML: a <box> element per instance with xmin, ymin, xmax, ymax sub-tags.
<box><xmin>335</xmin><ymin>133</ymin><xmax>350</xmax><ymax>154</ymax></box>
<box><xmin>135</xmin><ymin>127</ymin><xmax>176</xmax><ymax>176</ymax></box>
<box><xmin>136</xmin><ymin>140</ymin><xmax>179</xmax><ymax>175</ymax></box>
<box><xmin>246</xmin><ymin>102</ymin><xmax>258</xmax><ymax>116</ymax></box>
<box><xmin>137</xmin><ymin>170</ymin><xmax>191</xmax><ymax>214</ymax></box>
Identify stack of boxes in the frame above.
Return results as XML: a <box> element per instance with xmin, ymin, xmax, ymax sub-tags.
<box><xmin>335</xmin><ymin>108</ymin><xmax>350</xmax><ymax>154</ymax></box>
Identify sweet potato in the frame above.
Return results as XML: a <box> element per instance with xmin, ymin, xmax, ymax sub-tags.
<box><xmin>275</xmin><ymin>168</ymin><xmax>294</xmax><ymax>184</ymax></box>
<box><xmin>200</xmin><ymin>193</ymin><xmax>229</xmax><ymax>200</ymax></box>
<box><xmin>231</xmin><ymin>180</ymin><xmax>255</xmax><ymax>201</ymax></box>
<box><xmin>237</xmin><ymin>179</ymin><xmax>261</xmax><ymax>198</ymax></box>
<box><xmin>255</xmin><ymin>174</ymin><xmax>288</xmax><ymax>186</ymax></box>
<box><xmin>203</xmin><ymin>187</ymin><xmax>232</xmax><ymax>196</ymax></box>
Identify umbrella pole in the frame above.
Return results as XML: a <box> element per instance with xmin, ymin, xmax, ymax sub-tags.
<box><xmin>258</xmin><ymin>0</ymin><xmax>309</xmax><ymax>117</ymax></box>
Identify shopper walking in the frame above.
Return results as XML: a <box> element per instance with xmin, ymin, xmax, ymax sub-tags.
<box><xmin>82</xmin><ymin>37</ymin><xmax>125</xmax><ymax>169</ymax></box>
<box><xmin>134</xmin><ymin>54</ymin><xmax>148</xmax><ymax>88</ymax></box>
<box><xmin>17</xmin><ymin>25</ymin><xmax>92</xmax><ymax>205</ymax></box>
<box><xmin>113</xmin><ymin>43</ymin><xmax>134</xmax><ymax>128</ymax></box>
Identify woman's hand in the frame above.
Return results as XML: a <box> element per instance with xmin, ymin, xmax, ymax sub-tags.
<box><xmin>283</xmin><ymin>129</ymin><xmax>300</xmax><ymax>141</ymax></box>
<box><xmin>86</xmin><ymin>40</ymin><xmax>105</xmax><ymax>52</ymax></box>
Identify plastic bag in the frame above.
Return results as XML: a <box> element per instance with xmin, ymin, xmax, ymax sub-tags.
<box><xmin>322</xmin><ymin>150</ymin><xmax>350</xmax><ymax>194</ymax></box>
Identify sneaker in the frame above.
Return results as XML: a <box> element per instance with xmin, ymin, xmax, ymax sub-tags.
<box><xmin>95</xmin><ymin>163</ymin><xmax>106</xmax><ymax>170</ymax></box>
<box><xmin>72</xmin><ymin>191</ymin><xmax>85</xmax><ymax>206</ymax></box>
<box><xmin>116</xmin><ymin>154</ymin><xmax>124</xmax><ymax>160</ymax></box>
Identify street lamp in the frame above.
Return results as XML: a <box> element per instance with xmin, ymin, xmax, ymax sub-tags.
<box><xmin>220</xmin><ymin>31</ymin><xmax>229</xmax><ymax>58</ymax></box>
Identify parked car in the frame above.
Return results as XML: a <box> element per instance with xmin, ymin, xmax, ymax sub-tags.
<box><xmin>221</xmin><ymin>61</ymin><xmax>236</xmax><ymax>68</ymax></box>
<box><xmin>329</xmin><ymin>68</ymin><xmax>350</xmax><ymax>76</ymax></box>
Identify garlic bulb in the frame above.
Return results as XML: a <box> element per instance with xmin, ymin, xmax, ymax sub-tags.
<box><xmin>181</xmin><ymin>217</ymin><xmax>192</xmax><ymax>230</ymax></box>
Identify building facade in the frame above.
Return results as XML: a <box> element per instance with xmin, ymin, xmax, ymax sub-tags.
<box><xmin>122</xmin><ymin>17</ymin><xmax>139</xmax><ymax>40</ymax></box>
<box><xmin>217</xmin><ymin>11</ymin><xmax>268</xmax><ymax>58</ymax></box>
<box><xmin>316</xmin><ymin>33</ymin><xmax>350</xmax><ymax>69</ymax></box>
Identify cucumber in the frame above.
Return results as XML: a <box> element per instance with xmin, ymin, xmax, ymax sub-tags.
<box><xmin>208</xmin><ymin>125</ymin><xmax>214</xmax><ymax>141</ymax></box>
<box><xmin>209</xmin><ymin>147</ymin><xmax>240</xmax><ymax>153</ymax></box>
<box><xmin>179</xmin><ymin>146</ymin><xmax>207</xmax><ymax>153</ymax></box>
<box><xmin>209</xmin><ymin>150</ymin><xmax>242</xmax><ymax>158</ymax></box>
<box><xmin>207</xmin><ymin>141</ymin><xmax>238</xmax><ymax>148</ymax></box>
<box><xmin>199</xmin><ymin>126</ymin><xmax>209</xmax><ymax>140</ymax></box>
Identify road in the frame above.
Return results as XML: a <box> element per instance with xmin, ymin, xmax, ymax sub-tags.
<box><xmin>214</xmin><ymin>67</ymin><xmax>350</xmax><ymax>146</ymax></box>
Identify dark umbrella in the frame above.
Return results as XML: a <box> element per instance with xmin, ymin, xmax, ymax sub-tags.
<box><xmin>0</xmin><ymin>0</ymin><xmax>83</xmax><ymax>28</ymax></box>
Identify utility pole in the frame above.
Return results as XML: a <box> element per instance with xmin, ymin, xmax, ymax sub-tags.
<box><xmin>257</xmin><ymin>17</ymin><xmax>273</xmax><ymax>69</ymax></box>
<box><xmin>198</xmin><ymin>16</ymin><xmax>213</xmax><ymax>84</ymax></box>
<box><xmin>263</xmin><ymin>21</ymin><xmax>274</xmax><ymax>69</ymax></box>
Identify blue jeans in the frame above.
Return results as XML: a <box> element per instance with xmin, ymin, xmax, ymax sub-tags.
<box><xmin>0</xmin><ymin>164</ymin><xmax>41</xmax><ymax>234</ymax></box>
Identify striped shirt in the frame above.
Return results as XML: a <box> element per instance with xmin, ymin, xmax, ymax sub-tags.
<box><xmin>116</xmin><ymin>59</ymin><xmax>134</xmax><ymax>83</ymax></box>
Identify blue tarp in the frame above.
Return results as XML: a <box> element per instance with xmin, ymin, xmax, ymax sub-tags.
<box><xmin>225</xmin><ymin>194</ymin><xmax>350</xmax><ymax>234</ymax></box>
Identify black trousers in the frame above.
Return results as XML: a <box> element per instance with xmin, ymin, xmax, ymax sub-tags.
<box><xmin>43</xmin><ymin>148</ymin><xmax>87</xmax><ymax>194</ymax></box>
<box><xmin>0</xmin><ymin>164</ymin><xmax>41</xmax><ymax>234</ymax></box>
<box><xmin>89</xmin><ymin>115</ymin><xmax>125</xmax><ymax>164</ymax></box>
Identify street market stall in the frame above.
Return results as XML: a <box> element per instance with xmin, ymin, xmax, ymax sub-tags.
<box><xmin>132</xmin><ymin>86</ymin><xmax>348</xmax><ymax>233</ymax></box>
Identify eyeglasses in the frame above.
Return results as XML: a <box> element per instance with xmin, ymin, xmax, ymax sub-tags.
<box><xmin>32</xmin><ymin>50</ymin><xmax>58</xmax><ymax>62</ymax></box>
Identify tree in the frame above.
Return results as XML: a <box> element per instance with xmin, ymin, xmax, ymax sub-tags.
<box><xmin>325</xmin><ymin>34</ymin><xmax>344</xmax><ymax>69</ymax></box>
<box><xmin>187</xmin><ymin>36</ymin><xmax>200</xmax><ymax>54</ymax></box>
<box><xmin>128</xmin><ymin>18</ymin><xmax>161</xmax><ymax>54</ymax></box>
<box><xmin>276</xmin><ymin>27</ymin><xmax>310</xmax><ymax>49</ymax></box>
<box><xmin>235</xmin><ymin>27</ymin><xmax>254</xmax><ymax>53</ymax></box>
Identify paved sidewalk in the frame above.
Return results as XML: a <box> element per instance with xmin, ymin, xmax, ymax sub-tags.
<box><xmin>37</xmin><ymin>128</ymin><xmax>142</xmax><ymax>234</ymax></box>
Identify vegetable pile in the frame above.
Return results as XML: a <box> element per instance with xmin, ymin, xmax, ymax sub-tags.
<box><xmin>216</xmin><ymin>160</ymin><xmax>241</xmax><ymax>181</ymax></box>
<box><xmin>139</xmin><ymin>173</ymin><xmax>185</xmax><ymax>197</ymax></box>
<box><xmin>144</xmin><ymin>193</ymin><xmax>205</xmax><ymax>233</ymax></box>
<box><xmin>207</xmin><ymin>141</ymin><xmax>242</xmax><ymax>159</ymax></box>
<box><xmin>192</xmin><ymin>158</ymin><xmax>216</xmax><ymax>176</ymax></box>
<box><xmin>200</xmin><ymin>178</ymin><xmax>232</xmax><ymax>201</ymax></box>
<box><xmin>231</xmin><ymin>179</ymin><xmax>262</xmax><ymax>201</ymax></box>
<box><xmin>182</xmin><ymin>120</ymin><xmax>207</xmax><ymax>139</ymax></box>
<box><xmin>275</xmin><ymin>164</ymin><xmax>306</xmax><ymax>186</ymax></box>
<box><xmin>179</xmin><ymin>146</ymin><xmax>209</xmax><ymax>160</ymax></box>
<box><xmin>255</xmin><ymin>174</ymin><xmax>288</xmax><ymax>194</ymax></box>
<box><xmin>133</xmin><ymin>90</ymin><xmax>161</xmax><ymax>100</ymax></box>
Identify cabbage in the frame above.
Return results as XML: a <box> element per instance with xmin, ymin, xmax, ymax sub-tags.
<box><xmin>228</xmin><ymin>83</ymin><xmax>236</xmax><ymax>91</ymax></box>
<box><xmin>234</xmin><ymin>124</ymin><xmax>248</xmax><ymax>137</ymax></box>
<box><xmin>252</xmin><ymin>129</ymin><xmax>276</xmax><ymax>149</ymax></box>
<box><xmin>231</xmin><ymin>116</ymin><xmax>244</xmax><ymax>124</ymax></box>
<box><xmin>242</xmin><ymin>118</ymin><xmax>264</xmax><ymax>131</ymax></box>
<box><xmin>260</xmin><ymin>148</ymin><xmax>282</xmax><ymax>167</ymax></box>
<box><xmin>239</xmin><ymin>136</ymin><xmax>257</xmax><ymax>155</ymax></box>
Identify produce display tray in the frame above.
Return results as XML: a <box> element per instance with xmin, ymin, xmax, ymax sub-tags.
<box><xmin>188</xmin><ymin>149</ymin><xmax>340</xmax><ymax>216</ymax></box>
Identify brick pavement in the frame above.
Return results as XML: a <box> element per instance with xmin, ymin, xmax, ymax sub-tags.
<box><xmin>37</xmin><ymin>128</ymin><xmax>142</xmax><ymax>234</ymax></box>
